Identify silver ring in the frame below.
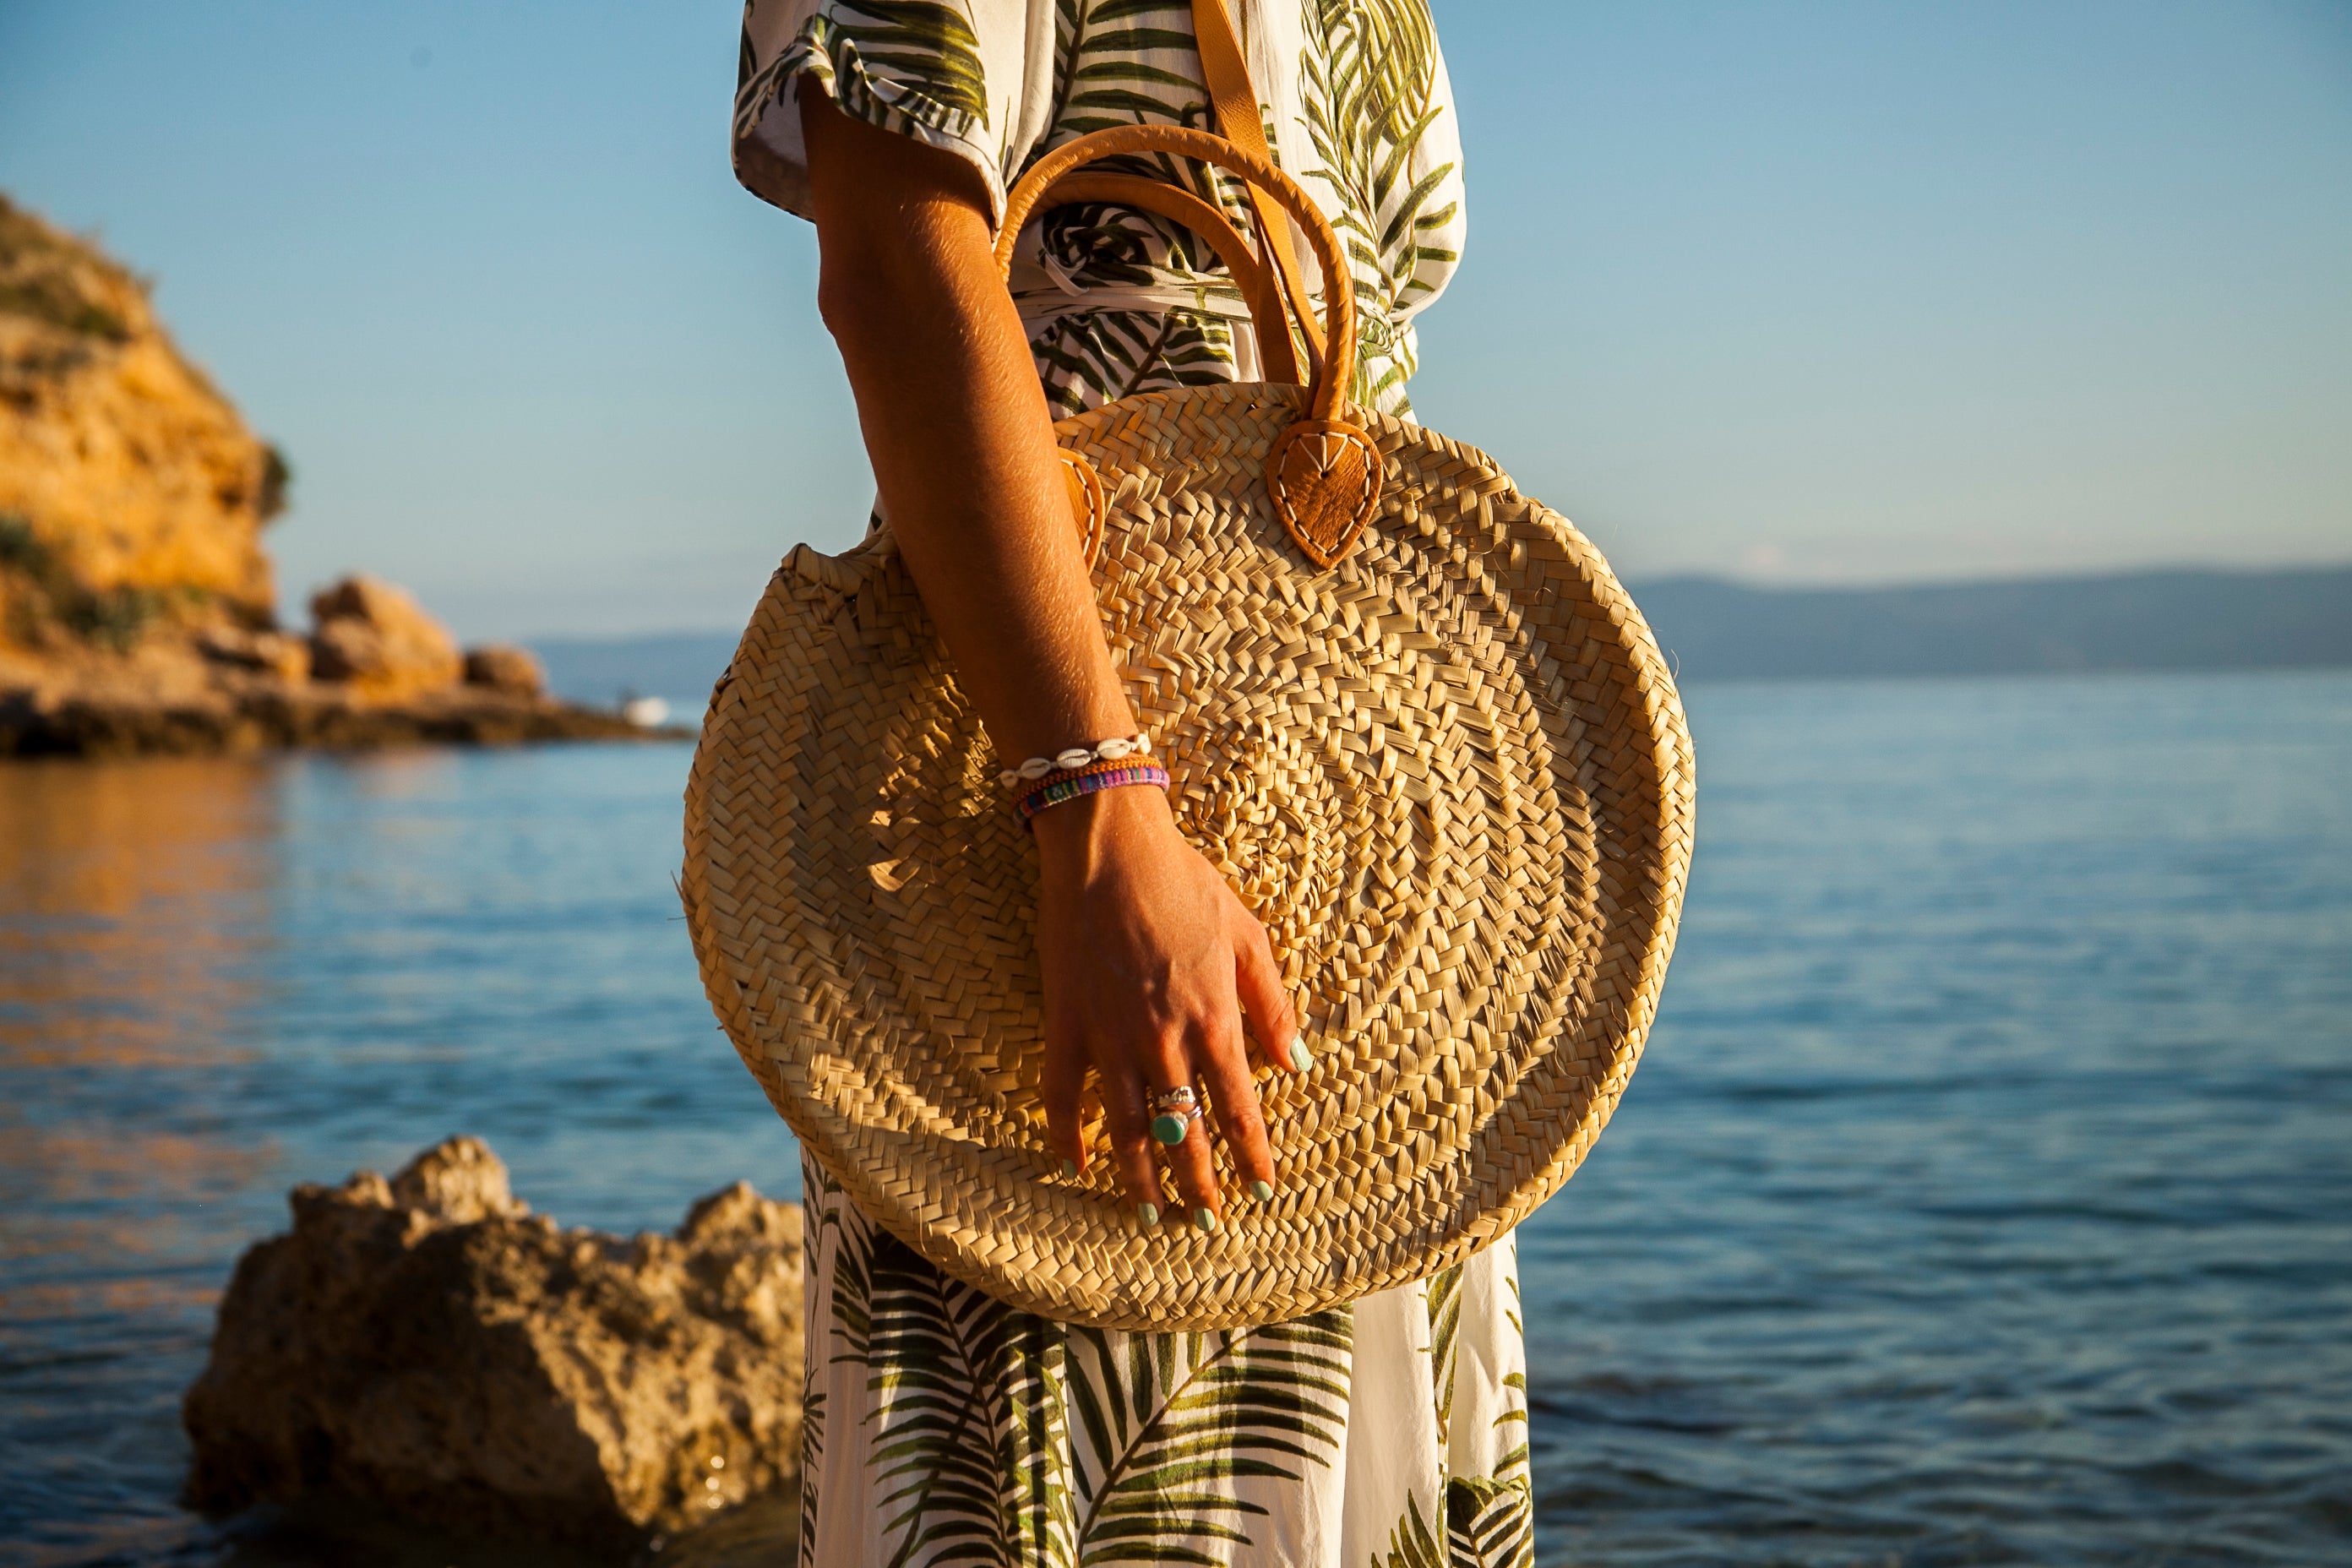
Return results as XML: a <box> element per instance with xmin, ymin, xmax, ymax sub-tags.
<box><xmin>1148</xmin><ymin>1086</ymin><xmax>1202</xmax><ymax>1146</ymax></box>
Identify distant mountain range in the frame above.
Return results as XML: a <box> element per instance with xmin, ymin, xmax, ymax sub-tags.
<box><xmin>532</xmin><ymin>564</ymin><xmax>2352</xmax><ymax>705</ymax></box>
<box><xmin>1631</xmin><ymin>564</ymin><xmax>2352</xmax><ymax>682</ymax></box>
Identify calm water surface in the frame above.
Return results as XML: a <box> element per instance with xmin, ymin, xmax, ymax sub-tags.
<box><xmin>3</xmin><ymin>672</ymin><xmax>2348</xmax><ymax>1565</ymax></box>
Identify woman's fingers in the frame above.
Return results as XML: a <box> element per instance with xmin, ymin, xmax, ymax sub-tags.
<box><xmin>1101</xmin><ymin>1062</ymin><xmax>1167</xmax><ymax>1227</ymax></box>
<box><xmin>1138</xmin><ymin>1037</ymin><xmax>1225</xmax><ymax>1228</ymax></box>
<box><xmin>1039</xmin><ymin>1017</ymin><xmax>1087</xmax><ymax>1175</ymax></box>
<box><xmin>1231</xmin><ymin>897</ymin><xmax>1305</xmax><ymax>1074</ymax></box>
<box><xmin>1193</xmin><ymin>1020</ymin><xmax>1277</xmax><ymax>1200</ymax></box>
<box><xmin>1156</xmin><ymin>1101</ymin><xmax>1224</xmax><ymax>1230</ymax></box>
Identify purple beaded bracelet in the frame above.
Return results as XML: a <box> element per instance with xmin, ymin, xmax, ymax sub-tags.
<box><xmin>1014</xmin><ymin>760</ymin><xmax>1171</xmax><ymax>826</ymax></box>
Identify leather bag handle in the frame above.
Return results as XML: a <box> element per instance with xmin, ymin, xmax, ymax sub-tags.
<box><xmin>1026</xmin><ymin>170</ymin><xmax>1304</xmax><ymax>386</ymax></box>
<box><xmin>996</xmin><ymin>24</ymin><xmax>1386</xmax><ymax>565</ymax></box>
<box><xmin>1188</xmin><ymin>0</ymin><xmax>1328</xmax><ymax>374</ymax></box>
<box><xmin>998</xmin><ymin>126</ymin><xmax>1384</xmax><ymax>567</ymax></box>
<box><xmin>1021</xmin><ymin>0</ymin><xmax>1319</xmax><ymax>387</ymax></box>
<box><xmin>997</xmin><ymin>125</ymin><xmax>1355</xmax><ymax>424</ymax></box>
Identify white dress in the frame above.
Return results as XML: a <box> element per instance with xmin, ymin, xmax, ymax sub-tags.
<box><xmin>732</xmin><ymin>5</ymin><xmax>1531</xmax><ymax>1563</ymax></box>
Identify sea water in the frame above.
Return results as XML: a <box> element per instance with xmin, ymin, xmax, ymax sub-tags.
<box><xmin>2</xmin><ymin>672</ymin><xmax>2347</xmax><ymax>1565</ymax></box>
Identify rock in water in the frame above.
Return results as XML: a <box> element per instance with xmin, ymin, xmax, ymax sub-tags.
<box><xmin>464</xmin><ymin>641</ymin><xmax>548</xmax><ymax>697</ymax></box>
<box><xmin>308</xmin><ymin>574</ymin><xmax>463</xmax><ymax>701</ymax></box>
<box><xmin>182</xmin><ymin>1137</ymin><xmax>804</xmax><ymax>1554</ymax></box>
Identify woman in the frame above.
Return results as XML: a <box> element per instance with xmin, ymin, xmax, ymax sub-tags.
<box><xmin>729</xmin><ymin>3</ymin><xmax>1529</xmax><ymax>1563</ymax></box>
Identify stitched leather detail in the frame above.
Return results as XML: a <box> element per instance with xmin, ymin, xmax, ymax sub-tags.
<box><xmin>1059</xmin><ymin>448</ymin><xmax>1106</xmax><ymax>569</ymax></box>
<box><xmin>1267</xmin><ymin>418</ymin><xmax>1383</xmax><ymax>568</ymax></box>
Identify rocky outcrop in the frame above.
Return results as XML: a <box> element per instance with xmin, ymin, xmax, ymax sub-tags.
<box><xmin>0</xmin><ymin>193</ymin><xmax>279</xmax><ymax>638</ymax></box>
<box><xmin>182</xmin><ymin>1137</ymin><xmax>805</xmax><ymax>1557</ymax></box>
<box><xmin>0</xmin><ymin>556</ymin><xmax>675</xmax><ymax>756</ymax></box>
<box><xmin>0</xmin><ymin>645</ymin><xmax>662</xmax><ymax>757</ymax></box>
<box><xmin>306</xmin><ymin>574</ymin><xmax>464</xmax><ymax>700</ymax></box>
<box><xmin>0</xmin><ymin>193</ymin><xmax>667</xmax><ymax>757</ymax></box>
<box><xmin>465</xmin><ymin>641</ymin><xmax>547</xmax><ymax>697</ymax></box>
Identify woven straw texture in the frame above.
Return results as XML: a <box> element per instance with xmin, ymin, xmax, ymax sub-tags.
<box><xmin>681</xmin><ymin>379</ymin><xmax>1695</xmax><ymax>1331</ymax></box>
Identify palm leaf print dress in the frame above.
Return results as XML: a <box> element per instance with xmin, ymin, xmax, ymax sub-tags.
<box><xmin>732</xmin><ymin>4</ymin><xmax>1530</xmax><ymax>1564</ymax></box>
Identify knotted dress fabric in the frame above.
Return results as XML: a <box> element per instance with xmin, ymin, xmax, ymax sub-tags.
<box><xmin>732</xmin><ymin>4</ymin><xmax>1530</xmax><ymax>1563</ymax></box>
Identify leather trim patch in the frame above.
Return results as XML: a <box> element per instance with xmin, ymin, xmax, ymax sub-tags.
<box><xmin>1059</xmin><ymin>449</ymin><xmax>1107</xmax><ymax>569</ymax></box>
<box><xmin>1267</xmin><ymin>419</ymin><xmax>1383</xmax><ymax>568</ymax></box>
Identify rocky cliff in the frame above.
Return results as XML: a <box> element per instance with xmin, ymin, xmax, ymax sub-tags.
<box><xmin>0</xmin><ymin>193</ymin><xmax>676</xmax><ymax>755</ymax></box>
<box><xmin>0</xmin><ymin>193</ymin><xmax>280</xmax><ymax>648</ymax></box>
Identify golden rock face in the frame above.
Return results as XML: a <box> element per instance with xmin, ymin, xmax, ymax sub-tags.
<box><xmin>0</xmin><ymin>193</ymin><xmax>278</xmax><ymax>642</ymax></box>
<box><xmin>181</xmin><ymin>1136</ymin><xmax>808</xmax><ymax>1549</ymax></box>
<box><xmin>307</xmin><ymin>574</ymin><xmax>463</xmax><ymax>703</ymax></box>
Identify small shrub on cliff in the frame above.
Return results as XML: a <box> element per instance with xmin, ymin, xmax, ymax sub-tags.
<box><xmin>0</xmin><ymin>514</ymin><xmax>44</xmax><ymax>572</ymax></box>
<box><xmin>259</xmin><ymin>445</ymin><xmax>292</xmax><ymax>523</ymax></box>
<box><xmin>64</xmin><ymin>584</ymin><xmax>165</xmax><ymax>652</ymax></box>
<box><xmin>0</xmin><ymin>510</ymin><xmax>184</xmax><ymax>653</ymax></box>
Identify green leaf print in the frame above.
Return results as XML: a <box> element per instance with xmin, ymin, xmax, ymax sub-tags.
<box><xmin>1426</xmin><ymin>1260</ymin><xmax>1465</xmax><ymax>1440</ymax></box>
<box><xmin>1052</xmin><ymin>0</ymin><xmax>1206</xmax><ymax>137</ymax></box>
<box><xmin>847</xmin><ymin>2</ymin><xmax>990</xmax><ymax>121</ymax></box>
<box><xmin>1297</xmin><ymin>0</ymin><xmax>1457</xmax><ymax>409</ymax></box>
<box><xmin>1064</xmin><ymin>1310</ymin><xmax>1353</xmax><ymax>1564</ymax></box>
<box><xmin>1375</xmin><ymin>1492</ymin><xmax>1448</xmax><ymax>1568</ymax></box>
<box><xmin>863</xmin><ymin>1232</ymin><xmax>1015</xmax><ymax>1567</ymax></box>
<box><xmin>799</xmin><ymin>1158</ymin><xmax>863</xmax><ymax>1568</ymax></box>
<box><xmin>1494</xmin><ymin>1270</ymin><xmax>1529</xmax><ymax>1486</ymax></box>
<box><xmin>995</xmin><ymin>1312</ymin><xmax>1082</xmax><ymax>1568</ymax></box>
<box><xmin>1445</xmin><ymin>1474</ymin><xmax>1533</xmax><ymax>1568</ymax></box>
<box><xmin>1033</xmin><ymin>310</ymin><xmax>1237</xmax><ymax>419</ymax></box>
<box><xmin>1492</xmin><ymin>1371</ymin><xmax>1531</xmax><ymax>1489</ymax></box>
<box><xmin>1039</xmin><ymin>0</ymin><xmax>1234</xmax><ymax>280</ymax></box>
<box><xmin>738</xmin><ymin>3</ymin><xmax>992</xmax><ymax>152</ymax></box>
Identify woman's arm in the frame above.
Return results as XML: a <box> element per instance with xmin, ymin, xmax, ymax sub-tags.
<box><xmin>800</xmin><ymin>94</ymin><xmax>1299</xmax><ymax>1226</ymax></box>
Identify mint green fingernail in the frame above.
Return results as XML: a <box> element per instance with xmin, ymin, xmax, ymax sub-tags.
<box><xmin>1288</xmin><ymin>1037</ymin><xmax>1312</xmax><ymax>1072</ymax></box>
<box><xmin>1059</xmin><ymin>1158</ymin><xmax>1077</xmax><ymax>1179</ymax></box>
<box><xmin>1249</xmin><ymin>1179</ymin><xmax>1274</xmax><ymax>1202</ymax></box>
<box><xmin>1193</xmin><ymin>1207</ymin><xmax>1218</xmax><ymax>1233</ymax></box>
<box><xmin>1151</xmin><ymin>1113</ymin><xmax>1189</xmax><ymax>1146</ymax></box>
<box><xmin>1138</xmin><ymin>1203</ymin><xmax>1160</xmax><ymax>1227</ymax></box>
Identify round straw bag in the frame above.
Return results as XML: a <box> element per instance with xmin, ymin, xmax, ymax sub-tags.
<box><xmin>683</xmin><ymin>125</ymin><xmax>1695</xmax><ymax>1331</ymax></box>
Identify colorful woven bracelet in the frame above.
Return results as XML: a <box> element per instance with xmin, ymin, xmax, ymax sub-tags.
<box><xmin>1010</xmin><ymin>754</ymin><xmax>1145</xmax><ymax>801</ymax></box>
<box><xmin>1015</xmin><ymin>760</ymin><xmax>1170</xmax><ymax>825</ymax></box>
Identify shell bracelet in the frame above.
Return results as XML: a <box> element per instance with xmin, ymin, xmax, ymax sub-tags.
<box><xmin>999</xmin><ymin>733</ymin><xmax>1151</xmax><ymax>790</ymax></box>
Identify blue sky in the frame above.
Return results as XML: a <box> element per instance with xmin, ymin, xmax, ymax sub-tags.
<box><xmin>3</xmin><ymin>2</ymin><xmax>2347</xmax><ymax>640</ymax></box>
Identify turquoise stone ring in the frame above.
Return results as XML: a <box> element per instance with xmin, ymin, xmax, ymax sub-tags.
<box><xmin>1147</xmin><ymin>1086</ymin><xmax>1200</xmax><ymax>1145</ymax></box>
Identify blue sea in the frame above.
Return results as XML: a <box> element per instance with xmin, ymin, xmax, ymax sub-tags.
<box><xmin>3</xmin><ymin>672</ymin><xmax>2348</xmax><ymax>1566</ymax></box>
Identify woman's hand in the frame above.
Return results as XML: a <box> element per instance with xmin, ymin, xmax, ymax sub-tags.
<box><xmin>1034</xmin><ymin>786</ymin><xmax>1302</xmax><ymax>1229</ymax></box>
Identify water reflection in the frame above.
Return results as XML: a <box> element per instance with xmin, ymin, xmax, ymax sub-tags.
<box><xmin>0</xmin><ymin>756</ymin><xmax>279</xmax><ymax>1069</ymax></box>
<box><xmin>0</xmin><ymin>760</ymin><xmax>289</xmax><ymax>1299</ymax></box>
<box><xmin>0</xmin><ymin>759</ymin><xmax>295</xmax><ymax>1563</ymax></box>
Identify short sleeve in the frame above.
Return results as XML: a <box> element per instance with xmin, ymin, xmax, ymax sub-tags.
<box><xmin>732</xmin><ymin>0</ymin><xmax>1056</xmax><ymax>226</ymax></box>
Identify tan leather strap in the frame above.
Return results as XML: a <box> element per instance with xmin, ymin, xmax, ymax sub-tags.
<box><xmin>1007</xmin><ymin>121</ymin><xmax>1381</xmax><ymax>567</ymax></box>
<box><xmin>1035</xmin><ymin>171</ymin><xmax>1303</xmax><ymax>386</ymax></box>
<box><xmin>1190</xmin><ymin>0</ymin><xmax>1329</xmax><ymax>373</ymax></box>
<box><xmin>999</xmin><ymin>125</ymin><xmax>1355</xmax><ymax>423</ymax></box>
